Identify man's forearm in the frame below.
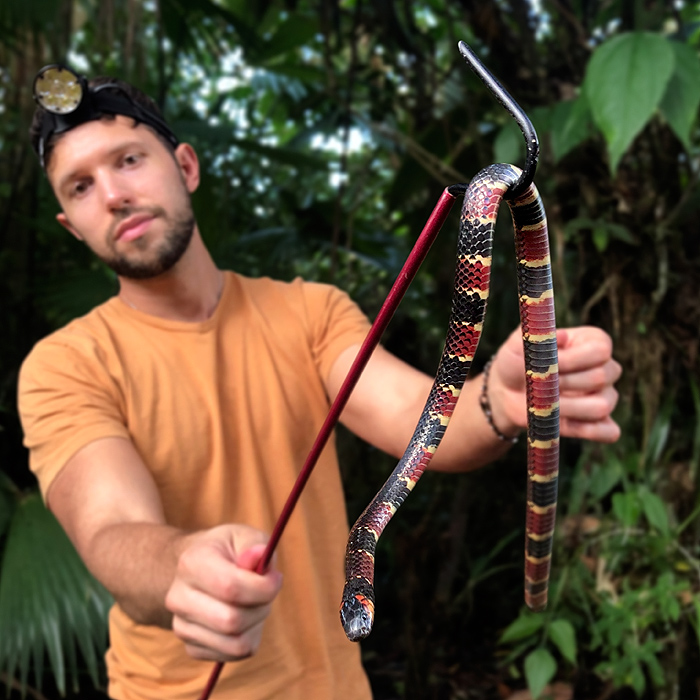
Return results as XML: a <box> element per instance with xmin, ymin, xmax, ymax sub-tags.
<box><xmin>427</xmin><ymin>373</ymin><xmax>515</xmax><ymax>472</ymax></box>
<box><xmin>85</xmin><ymin>521</ymin><xmax>190</xmax><ymax>627</ymax></box>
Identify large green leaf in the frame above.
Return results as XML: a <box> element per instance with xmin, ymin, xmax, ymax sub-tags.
<box><xmin>584</xmin><ymin>32</ymin><xmax>675</xmax><ymax>172</ymax></box>
<box><xmin>524</xmin><ymin>648</ymin><xmax>557</xmax><ymax>699</ymax></box>
<box><xmin>500</xmin><ymin>610</ymin><xmax>545</xmax><ymax>643</ymax></box>
<box><xmin>659</xmin><ymin>41</ymin><xmax>700</xmax><ymax>152</ymax></box>
<box><xmin>547</xmin><ymin>619</ymin><xmax>577</xmax><ymax>664</ymax></box>
<box><xmin>0</xmin><ymin>493</ymin><xmax>112</xmax><ymax>696</ymax></box>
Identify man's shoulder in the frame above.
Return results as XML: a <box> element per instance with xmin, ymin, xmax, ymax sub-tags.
<box><xmin>21</xmin><ymin>298</ymin><xmax>120</xmax><ymax>374</ymax></box>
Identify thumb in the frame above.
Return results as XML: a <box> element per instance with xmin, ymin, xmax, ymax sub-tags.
<box><xmin>236</xmin><ymin>543</ymin><xmax>268</xmax><ymax>573</ymax></box>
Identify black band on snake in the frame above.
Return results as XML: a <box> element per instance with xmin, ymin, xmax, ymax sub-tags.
<box><xmin>340</xmin><ymin>44</ymin><xmax>560</xmax><ymax>643</ymax></box>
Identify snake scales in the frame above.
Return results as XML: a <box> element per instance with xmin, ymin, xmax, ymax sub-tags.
<box><xmin>340</xmin><ymin>163</ymin><xmax>560</xmax><ymax>642</ymax></box>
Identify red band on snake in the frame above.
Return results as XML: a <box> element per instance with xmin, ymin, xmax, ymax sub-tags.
<box><xmin>340</xmin><ymin>163</ymin><xmax>560</xmax><ymax>642</ymax></box>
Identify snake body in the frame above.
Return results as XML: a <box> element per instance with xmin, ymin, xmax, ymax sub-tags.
<box><xmin>340</xmin><ymin>163</ymin><xmax>560</xmax><ymax>642</ymax></box>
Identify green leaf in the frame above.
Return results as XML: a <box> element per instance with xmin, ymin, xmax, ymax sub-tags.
<box><xmin>550</xmin><ymin>96</ymin><xmax>593</xmax><ymax>162</ymax></box>
<box><xmin>644</xmin><ymin>649</ymin><xmax>666</xmax><ymax>687</ymax></box>
<box><xmin>548</xmin><ymin>619</ymin><xmax>578</xmax><ymax>664</ymax></box>
<box><xmin>612</xmin><ymin>492</ymin><xmax>642</xmax><ymax>527</ymax></box>
<box><xmin>584</xmin><ymin>32</ymin><xmax>675</xmax><ymax>172</ymax></box>
<box><xmin>660</xmin><ymin>41</ymin><xmax>700</xmax><ymax>151</ymax></box>
<box><xmin>589</xmin><ymin>458</ymin><xmax>624</xmax><ymax>500</ymax></box>
<box><xmin>257</xmin><ymin>15</ymin><xmax>320</xmax><ymax>63</ymax></box>
<box><xmin>494</xmin><ymin>121</ymin><xmax>523</xmax><ymax>166</ymax></box>
<box><xmin>630</xmin><ymin>662</ymin><xmax>647</xmax><ymax>696</ymax></box>
<box><xmin>638</xmin><ymin>488</ymin><xmax>670</xmax><ymax>535</ymax></box>
<box><xmin>604</xmin><ymin>222</ymin><xmax>638</xmax><ymax>245</ymax></box>
<box><xmin>500</xmin><ymin>611</ymin><xmax>546</xmax><ymax>643</ymax></box>
<box><xmin>644</xmin><ymin>393</ymin><xmax>674</xmax><ymax>468</ymax></box>
<box><xmin>592</xmin><ymin>225</ymin><xmax>609</xmax><ymax>253</ymax></box>
<box><xmin>0</xmin><ymin>493</ymin><xmax>112</xmax><ymax>695</ymax></box>
<box><xmin>524</xmin><ymin>648</ymin><xmax>557</xmax><ymax>699</ymax></box>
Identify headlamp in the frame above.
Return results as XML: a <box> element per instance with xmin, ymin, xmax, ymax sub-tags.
<box><xmin>32</xmin><ymin>64</ymin><xmax>179</xmax><ymax>169</ymax></box>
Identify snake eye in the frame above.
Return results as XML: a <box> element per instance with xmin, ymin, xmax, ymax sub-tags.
<box><xmin>33</xmin><ymin>65</ymin><xmax>84</xmax><ymax>114</ymax></box>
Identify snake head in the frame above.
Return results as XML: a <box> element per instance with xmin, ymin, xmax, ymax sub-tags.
<box><xmin>340</xmin><ymin>592</ymin><xmax>375</xmax><ymax>642</ymax></box>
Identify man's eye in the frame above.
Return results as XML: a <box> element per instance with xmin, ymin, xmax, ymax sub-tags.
<box><xmin>123</xmin><ymin>153</ymin><xmax>141</xmax><ymax>166</ymax></box>
<box><xmin>72</xmin><ymin>181</ymin><xmax>89</xmax><ymax>196</ymax></box>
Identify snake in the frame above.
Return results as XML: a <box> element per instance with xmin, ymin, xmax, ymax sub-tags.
<box><xmin>340</xmin><ymin>162</ymin><xmax>560</xmax><ymax>642</ymax></box>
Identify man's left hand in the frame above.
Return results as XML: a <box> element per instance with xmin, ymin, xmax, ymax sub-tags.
<box><xmin>487</xmin><ymin>326</ymin><xmax>622</xmax><ymax>444</ymax></box>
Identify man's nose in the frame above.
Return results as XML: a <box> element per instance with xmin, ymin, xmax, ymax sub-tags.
<box><xmin>100</xmin><ymin>172</ymin><xmax>133</xmax><ymax>210</ymax></box>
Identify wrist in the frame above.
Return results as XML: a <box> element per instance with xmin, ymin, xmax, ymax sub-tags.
<box><xmin>479</xmin><ymin>356</ymin><xmax>521</xmax><ymax>443</ymax></box>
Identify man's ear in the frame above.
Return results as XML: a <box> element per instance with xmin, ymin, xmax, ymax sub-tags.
<box><xmin>174</xmin><ymin>143</ymin><xmax>200</xmax><ymax>193</ymax></box>
<box><xmin>56</xmin><ymin>213</ymin><xmax>84</xmax><ymax>241</ymax></box>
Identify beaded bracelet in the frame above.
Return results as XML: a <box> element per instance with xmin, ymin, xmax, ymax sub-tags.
<box><xmin>479</xmin><ymin>356</ymin><xmax>519</xmax><ymax>444</ymax></box>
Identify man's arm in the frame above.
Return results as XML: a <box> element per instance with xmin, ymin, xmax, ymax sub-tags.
<box><xmin>327</xmin><ymin>325</ymin><xmax>622</xmax><ymax>472</ymax></box>
<box><xmin>46</xmin><ymin>436</ymin><xmax>281</xmax><ymax>662</ymax></box>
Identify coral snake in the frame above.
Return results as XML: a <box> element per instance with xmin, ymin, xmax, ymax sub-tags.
<box><xmin>340</xmin><ymin>161</ymin><xmax>560</xmax><ymax>641</ymax></box>
<box><xmin>339</xmin><ymin>41</ymin><xmax>560</xmax><ymax>641</ymax></box>
<box><xmin>198</xmin><ymin>40</ymin><xmax>559</xmax><ymax>699</ymax></box>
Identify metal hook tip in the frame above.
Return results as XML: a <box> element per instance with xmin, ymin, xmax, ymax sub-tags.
<box><xmin>456</xmin><ymin>39</ymin><xmax>539</xmax><ymax>196</ymax></box>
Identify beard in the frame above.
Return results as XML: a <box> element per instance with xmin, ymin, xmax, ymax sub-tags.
<box><xmin>99</xmin><ymin>199</ymin><xmax>195</xmax><ymax>280</ymax></box>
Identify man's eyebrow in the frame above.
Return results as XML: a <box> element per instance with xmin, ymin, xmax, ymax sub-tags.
<box><xmin>57</xmin><ymin>141</ymin><xmax>147</xmax><ymax>193</ymax></box>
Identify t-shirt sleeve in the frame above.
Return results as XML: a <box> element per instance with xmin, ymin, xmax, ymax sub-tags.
<box><xmin>18</xmin><ymin>332</ymin><xmax>130</xmax><ymax>500</ymax></box>
<box><xmin>299</xmin><ymin>281</ymin><xmax>372</xmax><ymax>383</ymax></box>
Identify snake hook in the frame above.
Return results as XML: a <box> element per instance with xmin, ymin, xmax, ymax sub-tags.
<box><xmin>457</xmin><ymin>40</ymin><xmax>539</xmax><ymax>198</ymax></box>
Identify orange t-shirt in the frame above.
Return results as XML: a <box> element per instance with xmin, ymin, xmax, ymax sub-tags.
<box><xmin>18</xmin><ymin>272</ymin><xmax>373</xmax><ymax>700</ymax></box>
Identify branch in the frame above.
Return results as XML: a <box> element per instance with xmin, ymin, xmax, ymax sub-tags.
<box><xmin>368</xmin><ymin>121</ymin><xmax>471</xmax><ymax>185</ymax></box>
<box><xmin>0</xmin><ymin>674</ymin><xmax>51</xmax><ymax>700</ymax></box>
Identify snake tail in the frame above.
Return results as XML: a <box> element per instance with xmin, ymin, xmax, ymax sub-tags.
<box><xmin>509</xmin><ymin>182</ymin><xmax>560</xmax><ymax>611</ymax></box>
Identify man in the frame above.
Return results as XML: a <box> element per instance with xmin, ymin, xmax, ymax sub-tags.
<box><xmin>19</xmin><ymin>70</ymin><xmax>621</xmax><ymax>700</ymax></box>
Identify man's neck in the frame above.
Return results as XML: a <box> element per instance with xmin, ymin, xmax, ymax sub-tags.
<box><xmin>117</xmin><ymin>229</ymin><xmax>225</xmax><ymax>323</ymax></box>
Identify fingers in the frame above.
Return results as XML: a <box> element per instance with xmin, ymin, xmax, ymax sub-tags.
<box><xmin>555</xmin><ymin>327</ymin><xmax>622</xmax><ymax>442</ymax></box>
<box><xmin>560</xmin><ymin>385</ymin><xmax>619</xmax><ymax>421</ymax></box>
<box><xmin>558</xmin><ymin>384</ymin><xmax>620</xmax><ymax>440</ymax></box>
<box><xmin>560</xmin><ymin>416</ymin><xmax>621</xmax><ymax>443</ymax></box>
<box><xmin>556</xmin><ymin>326</ymin><xmax>617</xmax><ymax>375</ymax></box>
<box><xmin>559</xmin><ymin>360</ymin><xmax>622</xmax><ymax>394</ymax></box>
<box><xmin>165</xmin><ymin>525</ymin><xmax>282</xmax><ymax>662</ymax></box>
<box><xmin>170</xmin><ymin>584</ymin><xmax>272</xmax><ymax>661</ymax></box>
<box><xmin>176</xmin><ymin>539</ymin><xmax>277</xmax><ymax>606</ymax></box>
<box><xmin>490</xmin><ymin>325</ymin><xmax>623</xmax><ymax>444</ymax></box>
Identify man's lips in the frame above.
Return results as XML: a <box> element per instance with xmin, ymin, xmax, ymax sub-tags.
<box><xmin>115</xmin><ymin>214</ymin><xmax>156</xmax><ymax>242</ymax></box>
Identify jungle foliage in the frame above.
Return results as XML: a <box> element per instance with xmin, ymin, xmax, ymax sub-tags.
<box><xmin>1</xmin><ymin>0</ymin><xmax>699</xmax><ymax>698</ymax></box>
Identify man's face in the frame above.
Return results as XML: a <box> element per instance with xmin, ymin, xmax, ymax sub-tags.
<box><xmin>48</xmin><ymin>115</ymin><xmax>197</xmax><ymax>279</ymax></box>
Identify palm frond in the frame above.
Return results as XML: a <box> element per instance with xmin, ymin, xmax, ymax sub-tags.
<box><xmin>0</xmin><ymin>493</ymin><xmax>112</xmax><ymax>697</ymax></box>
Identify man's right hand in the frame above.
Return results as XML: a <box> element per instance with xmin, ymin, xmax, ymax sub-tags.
<box><xmin>46</xmin><ymin>437</ymin><xmax>282</xmax><ymax>662</ymax></box>
<box><xmin>165</xmin><ymin>525</ymin><xmax>282</xmax><ymax>662</ymax></box>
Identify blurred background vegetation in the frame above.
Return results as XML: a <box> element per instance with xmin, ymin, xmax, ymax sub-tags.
<box><xmin>1</xmin><ymin>0</ymin><xmax>699</xmax><ymax>698</ymax></box>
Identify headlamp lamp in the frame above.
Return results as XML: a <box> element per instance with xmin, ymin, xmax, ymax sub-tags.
<box><xmin>32</xmin><ymin>64</ymin><xmax>179</xmax><ymax>169</ymax></box>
